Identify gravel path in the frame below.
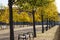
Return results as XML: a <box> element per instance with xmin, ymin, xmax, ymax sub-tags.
<box><xmin>34</xmin><ymin>25</ymin><xmax>59</xmax><ymax>40</ymax></box>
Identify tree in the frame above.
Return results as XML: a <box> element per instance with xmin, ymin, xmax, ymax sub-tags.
<box><xmin>14</xmin><ymin>0</ymin><xmax>56</xmax><ymax>37</ymax></box>
<box><xmin>19</xmin><ymin>12</ymin><xmax>30</xmax><ymax>22</ymax></box>
<box><xmin>13</xmin><ymin>8</ymin><xmax>19</xmax><ymax>22</ymax></box>
<box><xmin>0</xmin><ymin>5</ymin><xmax>5</xmax><ymax>22</ymax></box>
<box><xmin>18</xmin><ymin>12</ymin><xmax>30</xmax><ymax>27</ymax></box>
<box><xmin>8</xmin><ymin>0</ymin><xmax>14</xmax><ymax>40</ymax></box>
<box><xmin>1</xmin><ymin>7</ymin><xmax>9</xmax><ymax>23</ymax></box>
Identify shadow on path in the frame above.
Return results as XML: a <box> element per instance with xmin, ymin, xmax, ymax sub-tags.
<box><xmin>53</xmin><ymin>25</ymin><xmax>60</xmax><ymax>40</ymax></box>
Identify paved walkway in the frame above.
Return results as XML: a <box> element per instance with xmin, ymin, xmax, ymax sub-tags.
<box><xmin>53</xmin><ymin>25</ymin><xmax>60</xmax><ymax>40</ymax></box>
<box><xmin>34</xmin><ymin>25</ymin><xmax>59</xmax><ymax>40</ymax></box>
<box><xmin>0</xmin><ymin>25</ymin><xmax>47</xmax><ymax>34</ymax></box>
<box><xmin>0</xmin><ymin>25</ymin><xmax>59</xmax><ymax>40</ymax></box>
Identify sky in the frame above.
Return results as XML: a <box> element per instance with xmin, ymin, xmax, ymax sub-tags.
<box><xmin>0</xmin><ymin>0</ymin><xmax>8</xmax><ymax>6</ymax></box>
<box><xmin>55</xmin><ymin>0</ymin><xmax>60</xmax><ymax>13</ymax></box>
<box><xmin>0</xmin><ymin>0</ymin><xmax>60</xmax><ymax>13</ymax></box>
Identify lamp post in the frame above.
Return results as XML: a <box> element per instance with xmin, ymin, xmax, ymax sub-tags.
<box><xmin>8</xmin><ymin>0</ymin><xmax>14</xmax><ymax>40</ymax></box>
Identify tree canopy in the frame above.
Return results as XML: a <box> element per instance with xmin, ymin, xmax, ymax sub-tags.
<box><xmin>0</xmin><ymin>0</ymin><xmax>58</xmax><ymax>23</ymax></box>
<box><xmin>15</xmin><ymin>0</ymin><xmax>55</xmax><ymax>10</ymax></box>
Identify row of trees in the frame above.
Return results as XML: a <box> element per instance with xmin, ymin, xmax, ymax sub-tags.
<box><xmin>0</xmin><ymin>0</ymin><xmax>58</xmax><ymax>24</ymax></box>
<box><xmin>0</xmin><ymin>0</ymin><xmax>59</xmax><ymax>39</ymax></box>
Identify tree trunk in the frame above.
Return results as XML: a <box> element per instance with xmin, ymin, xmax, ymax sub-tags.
<box><xmin>8</xmin><ymin>0</ymin><xmax>14</xmax><ymax>40</ymax></box>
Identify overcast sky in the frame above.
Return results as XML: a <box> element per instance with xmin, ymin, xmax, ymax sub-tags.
<box><xmin>0</xmin><ymin>0</ymin><xmax>60</xmax><ymax>13</ymax></box>
<box><xmin>55</xmin><ymin>0</ymin><xmax>60</xmax><ymax>13</ymax></box>
<box><xmin>0</xmin><ymin>0</ymin><xmax>8</xmax><ymax>6</ymax></box>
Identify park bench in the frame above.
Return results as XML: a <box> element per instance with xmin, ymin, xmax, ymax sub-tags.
<box><xmin>18</xmin><ymin>32</ymin><xmax>34</xmax><ymax>40</ymax></box>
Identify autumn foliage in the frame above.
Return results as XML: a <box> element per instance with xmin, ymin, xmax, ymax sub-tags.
<box><xmin>0</xmin><ymin>0</ymin><xmax>58</xmax><ymax>23</ymax></box>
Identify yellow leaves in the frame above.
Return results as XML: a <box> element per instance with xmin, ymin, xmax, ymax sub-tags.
<box><xmin>19</xmin><ymin>12</ymin><xmax>30</xmax><ymax>22</ymax></box>
<box><xmin>35</xmin><ymin>13</ymin><xmax>41</xmax><ymax>22</ymax></box>
<box><xmin>1</xmin><ymin>13</ymin><xmax>9</xmax><ymax>23</ymax></box>
<box><xmin>34</xmin><ymin>2</ymin><xmax>58</xmax><ymax>22</ymax></box>
<box><xmin>43</xmin><ymin>2</ymin><xmax>58</xmax><ymax>21</ymax></box>
<box><xmin>0</xmin><ymin>0</ymin><xmax>58</xmax><ymax>23</ymax></box>
<box><xmin>13</xmin><ymin>13</ymin><xmax>19</xmax><ymax>22</ymax></box>
<box><xmin>0</xmin><ymin>8</ymin><xmax>9</xmax><ymax>23</ymax></box>
<box><xmin>12</xmin><ymin>8</ymin><xmax>33</xmax><ymax>22</ymax></box>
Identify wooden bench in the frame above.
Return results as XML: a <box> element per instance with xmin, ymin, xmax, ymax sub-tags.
<box><xmin>18</xmin><ymin>32</ymin><xmax>34</xmax><ymax>40</ymax></box>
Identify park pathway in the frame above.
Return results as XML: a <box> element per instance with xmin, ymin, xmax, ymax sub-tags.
<box><xmin>0</xmin><ymin>25</ymin><xmax>60</xmax><ymax>40</ymax></box>
<box><xmin>53</xmin><ymin>25</ymin><xmax>60</xmax><ymax>40</ymax></box>
<box><xmin>34</xmin><ymin>25</ymin><xmax>60</xmax><ymax>40</ymax></box>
